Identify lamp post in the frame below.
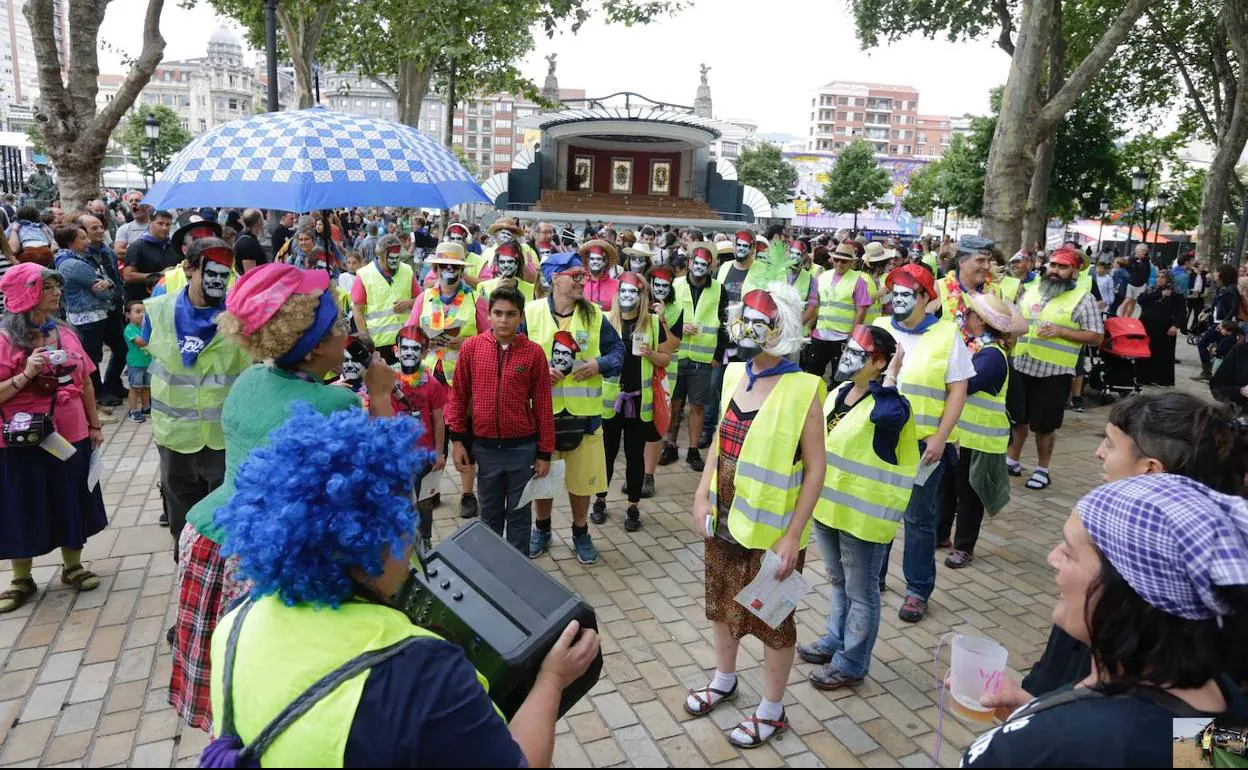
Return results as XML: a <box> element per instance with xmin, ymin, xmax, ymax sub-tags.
<box><xmin>264</xmin><ymin>0</ymin><xmax>279</xmax><ymax>111</ymax></box>
<box><xmin>1097</xmin><ymin>196</ymin><xmax>1110</xmax><ymax>254</ymax></box>
<box><xmin>1125</xmin><ymin>168</ymin><xmax>1148</xmax><ymax>262</ymax></box>
<box><xmin>143</xmin><ymin>114</ymin><xmax>160</xmax><ymax>188</ymax></box>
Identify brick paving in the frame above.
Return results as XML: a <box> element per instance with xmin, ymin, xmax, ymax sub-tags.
<box><xmin>0</xmin><ymin>345</ymin><xmax>1212</xmax><ymax>767</ymax></box>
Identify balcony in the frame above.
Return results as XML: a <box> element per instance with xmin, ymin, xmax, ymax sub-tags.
<box><xmin>864</xmin><ymin>127</ymin><xmax>889</xmax><ymax>140</ymax></box>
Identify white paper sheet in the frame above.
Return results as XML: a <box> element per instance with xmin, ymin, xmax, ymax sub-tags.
<box><xmin>915</xmin><ymin>457</ymin><xmax>940</xmax><ymax>487</ymax></box>
<box><xmin>733</xmin><ymin>550</ymin><xmax>811</xmax><ymax>629</ymax></box>
<box><xmin>417</xmin><ymin>469</ymin><xmax>439</xmax><ymax>501</ymax></box>
<box><xmin>86</xmin><ymin>449</ymin><xmax>105</xmax><ymax>491</ymax></box>
<box><xmin>515</xmin><ymin>460</ymin><xmax>566</xmax><ymax>509</ymax></box>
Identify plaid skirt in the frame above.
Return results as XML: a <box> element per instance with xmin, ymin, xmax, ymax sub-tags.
<box><xmin>169</xmin><ymin>524</ymin><xmax>249</xmax><ymax>732</ymax></box>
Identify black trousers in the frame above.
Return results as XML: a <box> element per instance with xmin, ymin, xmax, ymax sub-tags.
<box><xmin>157</xmin><ymin>446</ymin><xmax>226</xmax><ymax>557</ymax></box>
<box><xmin>76</xmin><ymin>319</ymin><xmax>107</xmax><ymax>397</ymax></box>
<box><xmin>602</xmin><ymin>414</ymin><xmax>648</xmax><ymax>504</ymax></box>
<box><xmin>102</xmin><ymin>305</ymin><xmax>128</xmax><ymax>395</ymax></box>
<box><xmin>802</xmin><ymin>337</ymin><xmax>845</xmax><ymax>383</ymax></box>
<box><xmin>1186</xmin><ymin>296</ymin><xmax>1204</xmax><ymax>333</ymax></box>
<box><xmin>936</xmin><ymin>447</ymin><xmax>986</xmax><ymax>555</ymax></box>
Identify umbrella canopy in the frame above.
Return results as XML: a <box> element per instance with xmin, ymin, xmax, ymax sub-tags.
<box><xmin>142</xmin><ymin>107</ymin><xmax>489</xmax><ymax>212</ymax></box>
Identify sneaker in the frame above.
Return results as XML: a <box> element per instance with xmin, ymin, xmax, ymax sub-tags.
<box><xmin>458</xmin><ymin>492</ymin><xmax>478</xmax><ymax>519</ymax></box>
<box><xmin>640</xmin><ymin>474</ymin><xmax>655</xmax><ymax>499</ymax></box>
<box><xmin>158</xmin><ymin>511</ymin><xmax>169</xmax><ymax>527</ymax></box>
<box><xmin>1070</xmin><ymin>396</ymin><xmax>1085</xmax><ymax>413</ymax></box>
<box><xmin>127</xmin><ymin>410</ymin><xmax>144</xmax><ymax>423</ymax></box>
<box><xmin>797</xmin><ymin>641</ymin><xmax>833</xmax><ymax>665</ymax></box>
<box><xmin>591</xmin><ymin>497</ymin><xmax>607</xmax><ymax>524</ymax></box>
<box><xmin>809</xmin><ymin>664</ymin><xmax>864</xmax><ymax>691</ymax></box>
<box><xmin>658</xmin><ymin>443</ymin><xmax>679</xmax><ymax>466</ymax></box>
<box><xmin>623</xmin><ymin>505</ymin><xmax>641</xmax><ymax>532</ymax></box>
<box><xmin>97</xmin><ymin>393</ymin><xmax>122</xmax><ymax>407</ymax></box>
<box><xmin>944</xmin><ymin>550</ymin><xmax>973</xmax><ymax>568</ymax></box>
<box><xmin>529</xmin><ymin>529</ymin><xmax>551</xmax><ymax>559</ymax></box>
<box><xmin>687</xmin><ymin>448</ymin><xmax>705</xmax><ymax>473</ymax></box>
<box><xmin>899</xmin><ymin>595</ymin><xmax>928</xmax><ymax>623</ymax></box>
<box><xmin>572</xmin><ymin>531</ymin><xmax>599</xmax><ymax>565</ymax></box>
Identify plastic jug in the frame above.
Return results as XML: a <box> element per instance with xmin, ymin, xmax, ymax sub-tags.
<box><xmin>948</xmin><ymin>634</ymin><xmax>1008</xmax><ymax>723</ymax></box>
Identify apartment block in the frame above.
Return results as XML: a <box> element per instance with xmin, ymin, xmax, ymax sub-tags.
<box><xmin>807</xmin><ymin>80</ymin><xmax>951</xmax><ymax>159</ymax></box>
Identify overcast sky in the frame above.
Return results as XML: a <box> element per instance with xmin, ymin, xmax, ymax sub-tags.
<box><xmin>99</xmin><ymin>0</ymin><xmax>1012</xmax><ymax>134</ymax></box>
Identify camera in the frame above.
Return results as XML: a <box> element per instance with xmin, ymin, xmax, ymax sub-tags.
<box><xmin>46</xmin><ymin>349</ymin><xmax>67</xmax><ymax>366</ymax></box>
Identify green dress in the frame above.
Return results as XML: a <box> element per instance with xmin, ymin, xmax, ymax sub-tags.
<box><xmin>186</xmin><ymin>365</ymin><xmax>360</xmax><ymax>544</ymax></box>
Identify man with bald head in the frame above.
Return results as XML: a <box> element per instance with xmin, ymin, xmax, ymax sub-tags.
<box><xmin>87</xmin><ymin>199</ymin><xmax>114</xmax><ymax>246</ymax></box>
<box><xmin>233</xmin><ymin>208</ymin><xmax>267</xmax><ymax>273</ymax></box>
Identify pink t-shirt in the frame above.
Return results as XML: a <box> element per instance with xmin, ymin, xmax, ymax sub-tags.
<box><xmin>350</xmin><ymin>272</ymin><xmax>423</xmax><ymax>305</ymax></box>
<box><xmin>583</xmin><ymin>275</ymin><xmax>618</xmax><ymax>311</ymax></box>
<box><xmin>0</xmin><ymin>327</ymin><xmax>94</xmax><ymax>447</ymax></box>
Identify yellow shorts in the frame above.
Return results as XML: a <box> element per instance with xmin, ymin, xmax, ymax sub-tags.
<box><xmin>554</xmin><ymin>428</ymin><xmax>608</xmax><ymax>497</ymax></box>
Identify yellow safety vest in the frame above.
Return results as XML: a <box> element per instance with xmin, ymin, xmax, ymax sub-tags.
<box><xmin>999</xmin><ymin>274</ymin><xmax>1022</xmax><ymax>304</ymax></box>
<box><xmin>716</xmin><ymin>260</ymin><xmax>769</xmax><ymax>294</ymax></box>
<box><xmin>161</xmin><ymin>264</ymin><xmax>239</xmax><ymax>296</ymax></box>
<box><xmin>478</xmin><ymin>276</ymin><xmax>535</xmax><ymax>302</ymax></box>
<box><xmin>356</xmin><ymin>261</ymin><xmax>414</xmax><ymax>348</ymax></box>
<box><xmin>709</xmin><ymin>364</ymin><xmax>825</xmax><ymax>550</ymax></box>
<box><xmin>872</xmin><ymin>317</ymin><xmax>960</xmax><ymax>442</ymax></box>
<box><xmin>660</xmin><ymin>301</ymin><xmax>681</xmax><ymax>396</ymax></box>
<box><xmin>863</xmin><ymin>271</ymin><xmax>884</xmax><ymax>325</ymax></box>
<box><xmin>1077</xmin><ymin>267</ymin><xmax>1093</xmax><ymax>294</ymax></box>
<box><xmin>211</xmin><ymin>595</ymin><xmax>498</xmax><ymax>767</ymax></box>
<box><xmin>673</xmin><ymin>277</ymin><xmax>721</xmax><ymax>364</ymax></box>
<box><xmin>957</xmin><ymin>344</ymin><xmax>1011</xmax><ymax>454</ymax></box>
<box><xmin>817</xmin><ymin>269</ymin><xmax>861</xmax><ymax>335</ymax></box>
<box><xmin>1014</xmin><ymin>284</ymin><xmax>1087</xmax><ymax>370</ymax></box>
<box><xmin>417</xmin><ymin>285</ymin><xmax>479</xmax><ymax>386</ymax></box>
<box><xmin>525</xmin><ymin>300</ymin><xmax>604</xmax><ymax>417</ymax></box>
<box><xmin>602</xmin><ymin>316</ymin><xmax>658</xmax><ymax>422</ymax></box>
<box><xmin>815</xmin><ymin>384</ymin><xmax>919</xmax><ymax>544</ymax></box>
<box><xmin>143</xmin><ymin>293</ymin><xmax>251</xmax><ymax>454</ymax></box>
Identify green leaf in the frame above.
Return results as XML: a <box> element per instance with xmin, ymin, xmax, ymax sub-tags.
<box><xmin>735</xmin><ymin>142</ymin><xmax>798</xmax><ymax>207</ymax></box>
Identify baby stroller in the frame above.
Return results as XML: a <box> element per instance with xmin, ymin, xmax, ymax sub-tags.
<box><xmin>1186</xmin><ymin>306</ymin><xmax>1212</xmax><ymax>346</ymax></box>
<box><xmin>1087</xmin><ymin>317</ymin><xmax>1151</xmax><ymax>404</ymax></box>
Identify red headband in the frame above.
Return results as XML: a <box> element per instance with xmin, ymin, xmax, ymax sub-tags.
<box><xmin>448</xmin><ymin>224</ymin><xmax>469</xmax><ymax>236</ymax></box>
<box><xmin>496</xmin><ymin>243</ymin><xmax>520</xmax><ymax>259</ymax></box>
<box><xmin>619</xmin><ymin>272</ymin><xmax>645</xmax><ymax>291</ymax></box>
<box><xmin>691</xmin><ymin>247</ymin><xmax>713</xmax><ymax>262</ymax></box>
<box><xmin>396</xmin><ymin>325</ymin><xmax>429</xmax><ymax>346</ymax></box>
<box><xmin>201</xmin><ymin>246</ymin><xmax>234</xmax><ymax>269</ymax></box>
<box><xmin>650</xmin><ymin>266</ymin><xmax>674</xmax><ymax>281</ymax></box>
<box><xmin>742</xmin><ymin>289</ymin><xmax>778</xmax><ymax>321</ymax></box>
<box><xmin>188</xmin><ymin>225</ymin><xmax>217</xmax><ymax>241</ymax></box>
<box><xmin>788</xmin><ymin>240</ymin><xmax>806</xmax><ymax>253</ymax></box>
<box><xmin>849</xmin><ymin>325</ymin><xmax>880</xmax><ymax>357</ymax></box>
<box><xmin>587</xmin><ymin>245</ymin><xmax>606</xmax><ymax>257</ymax></box>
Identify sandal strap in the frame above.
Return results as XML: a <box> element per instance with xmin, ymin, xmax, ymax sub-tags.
<box><xmin>62</xmin><ymin>566</ymin><xmax>96</xmax><ymax>585</ymax></box>
<box><xmin>688</xmin><ymin>683</ymin><xmax>735</xmax><ymax>708</ymax></box>
<box><xmin>736</xmin><ymin>713</ymin><xmax>787</xmax><ymax>740</ymax></box>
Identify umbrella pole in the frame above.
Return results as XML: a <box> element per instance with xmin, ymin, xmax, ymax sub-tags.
<box><xmin>321</xmin><ymin>208</ymin><xmax>334</xmax><ymax>273</ymax></box>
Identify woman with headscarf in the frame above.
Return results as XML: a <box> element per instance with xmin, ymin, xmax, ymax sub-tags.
<box><xmin>0</xmin><ymin>263</ymin><xmax>107</xmax><ymax>613</ymax></box>
<box><xmin>1136</xmin><ymin>268</ymin><xmax>1186</xmax><ymax>386</ymax></box>
<box><xmin>684</xmin><ymin>281</ymin><xmax>827</xmax><ymax>749</ymax></box>
<box><xmin>961</xmin><ymin>473</ymin><xmax>1248</xmax><ymax>767</ymax></box>
<box><xmin>169</xmin><ymin>263</ymin><xmax>396</xmax><ymax>731</ymax></box>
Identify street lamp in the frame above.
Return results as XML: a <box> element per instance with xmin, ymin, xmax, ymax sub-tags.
<box><xmin>1097</xmin><ymin>196</ymin><xmax>1110</xmax><ymax>254</ymax></box>
<box><xmin>1126</xmin><ymin>168</ymin><xmax>1149</xmax><ymax>261</ymax></box>
<box><xmin>1154</xmin><ymin>189</ymin><xmax>1172</xmax><ymax>245</ymax></box>
<box><xmin>144</xmin><ymin>114</ymin><xmax>160</xmax><ymax>188</ymax></box>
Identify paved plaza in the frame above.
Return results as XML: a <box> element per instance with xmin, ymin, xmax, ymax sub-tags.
<box><xmin>0</xmin><ymin>346</ymin><xmax>1208</xmax><ymax>768</ymax></box>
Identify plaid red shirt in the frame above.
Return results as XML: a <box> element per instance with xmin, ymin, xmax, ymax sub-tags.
<box><xmin>445</xmin><ymin>329</ymin><xmax>555</xmax><ymax>459</ymax></box>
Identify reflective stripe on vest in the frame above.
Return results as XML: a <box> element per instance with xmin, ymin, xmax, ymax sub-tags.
<box><xmin>708</xmin><ymin>363</ymin><xmax>825</xmax><ymax>550</ymax></box>
<box><xmin>874</xmin><ymin>316</ymin><xmax>959</xmax><ymax>442</ymax></box>
<box><xmin>143</xmin><ymin>293</ymin><xmax>251</xmax><ymax>454</ymax></box>
<box><xmin>525</xmin><ymin>301</ymin><xmax>604</xmax><ymax>417</ymax></box>
<box><xmin>357</xmin><ymin>262</ymin><xmax>414</xmax><ymax>347</ymax></box>
<box><xmin>814</xmin><ymin>386</ymin><xmax>919</xmax><ymax>543</ymax></box>
<box><xmin>602</xmin><ymin>318</ymin><xmax>658</xmax><ymax>421</ymax></box>
<box><xmin>1014</xmin><ymin>284</ymin><xmax>1086</xmax><ymax>369</ymax></box>
<box><xmin>674</xmin><ymin>277</ymin><xmax>721</xmax><ymax>363</ymax></box>
<box><xmin>417</xmin><ymin>286</ymin><xmax>479</xmax><ymax>385</ymax></box>
<box><xmin>817</xmin><ymin>269</ymin><xmax>860</xmax><ymax>334</ymax></box>
<box><xmin>959</xmin><ymin>344</ymin><xmax>1011</xmax><ymax>453</ymax></box>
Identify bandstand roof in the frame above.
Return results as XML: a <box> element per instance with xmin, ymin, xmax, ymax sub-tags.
<box><xmin>517</xmin><ymin>105</ymin><xmax>731</xmax><ymax>139</ymax></box>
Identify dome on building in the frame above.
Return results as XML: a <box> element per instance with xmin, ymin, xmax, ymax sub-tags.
<box><xmin>209</xmin><ymin>26</ymin><xmax>240</xmax><ymax>47</ymax></box>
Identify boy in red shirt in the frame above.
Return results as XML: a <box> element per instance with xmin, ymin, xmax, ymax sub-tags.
<box><xmin>446</xmin><ymin>286</ymin><xmax>554</xmax><ymax>553</ymax></box>
<box><xmin>393</xmin><ymin>324</ymin><xmax>447</xmax><ymax>551</ymax></box>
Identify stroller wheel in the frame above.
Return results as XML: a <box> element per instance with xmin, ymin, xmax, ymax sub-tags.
<box><xmin>1186</xmin><ymin>335</ymin><xmax>1199</xmax><ymax>346</ymax></box>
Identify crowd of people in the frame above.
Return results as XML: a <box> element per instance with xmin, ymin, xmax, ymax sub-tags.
<box><xmin>0</xmin><ymin>195</ymin><xmax>1244</xmax><ymax>767</ymax></box>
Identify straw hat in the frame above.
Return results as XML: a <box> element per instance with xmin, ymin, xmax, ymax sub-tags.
<box><xmin>831</xmin><ymin>242</ymin><xmax>858</xmax><ymax>261</ymax></box>
<box><xmin>578</xmin><ymin>239</ymin><xmax>618</xmax><ymax>264</ymax></box>
<box><xmin>426</xmin><ymin>241</ymin><xmax>467</xmax><ymax>267</ymax></box>
<box><xmin>963</xmin><ymin>291</ymin><xmax>1028</xmax><ymax>336</ymax></box>
<box><xmin>863</xmin><ymin>242</ymin><xmax>892</xmax><ymax>263</ymax></box>
<box><xmin>487</xmin><ymin>218</ymin><xmax>523</xmax><ymax>237</ymax></box>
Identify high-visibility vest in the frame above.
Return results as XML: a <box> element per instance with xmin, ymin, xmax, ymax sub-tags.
<box><xmin>144</xmin><ymin>293</ymin><xmax>251</xmax><ymax>454</ymax></box>
<box><xmin>1076</xmin><ymin>267</ymin><xmax>1093</xmax><ymax>294</ymax></box>
<box><xmin>525</xmin><ymin>300</ymin><xmax>604</xmax><ymax>416</ymax></box>
<box><xmin>816</xmin><ymin>269</ymin><xmax>861</xmax><ymax>335</ymax></box>
<box><xmin>211</xmin><ymin>595</ymin><xmax>497</xmax><ymax>767</ymax></box>
<box><xmin>161</xmin><ymin>264</ymin><xmax>238</xmax><ymax>296</ymax></box>
<box><xmin>602</xmin><ymin>317</ymin><xmax>658</xmax><ymax>422</ymax></box>
<box><xmin>922</xmin><ymin>251</ymin><xmax>939</xmax><ymax>274</ymax></box>
<box><xmin>789</xmin><ymin>268</ymin><xmax>815</xmax><ymax>333</ymax></box>
<box><xmin>957</xmin><ymin>344</ymin><xmax>1011</xmax><ymax>453</ymax></box>
<box><xmin>863</xmin><ymin>271</ymin><xmax>883</xmax><ymax>325</ymax></box>
<box><xmin>673</xmin><ymin>277</ymin><xmax>721</xmax><ymax>364</ymax></box>
<box><xmin>660</xmin><ymin>301</ymin><xmax>681</xmax><ymax>395</ymax></box>
<box><xmin>872</xmin><ymin>317</ymin><xmax>960</xmax><ymax>442</ymax></box>
<box><xmin>814</xmin><ymin>384</ymin><xmax>919</xmax><ymax>544</ymax></box>
<box><xmin>999</xmin><ymin>274</ymin><xmax>1022</xmax><ymax>304</ymax></box>
<box><xmin>716</xmin><ymin>259</ymin><xmax>769</xmax><ymax>294</ymax></box>
<box><xmin>1014</xmin><ymin>284</ymin><xmax>1087</xmax><ymax>370</ymax></box>
<box><xmin>709</xmin><ymin>364</ymin><xmax>825</xmax><ymax>550</ymax></box>
<box><xmin>356</xmin><ymin>261</ymin><xmax>414</xmax><ymax>348</ymax></box>
<box><xmin>417</xmin><ymin>285</ymin><xmax>479</xmax><ymax>386</ymax></box>
<box><xmin>478</xmin><ymin>276</ymin><xmax>535</xmax><ymax>302</ymax></box>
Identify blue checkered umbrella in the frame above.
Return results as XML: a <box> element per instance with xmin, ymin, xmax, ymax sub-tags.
<box><xmin>142</xmin><ymin>108</ymin><xmax>489</xmax><ymax>211</ymax></box>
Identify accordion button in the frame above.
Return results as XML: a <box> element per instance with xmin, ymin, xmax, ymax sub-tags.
<box><xmin>452</xmin><ymin>591</ymin><xmax>463</xmax><ymax>601</ymax></box>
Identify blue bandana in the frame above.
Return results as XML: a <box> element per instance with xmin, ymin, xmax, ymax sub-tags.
<box><xmin>541</xmin><ymin>252</ymin><xmax>583</xmax><ymax>285</ymax></box>
<box><xmin>174</xmin><ymin>288</ymin><xmax>225</xmax><ymax>367</ymax></box>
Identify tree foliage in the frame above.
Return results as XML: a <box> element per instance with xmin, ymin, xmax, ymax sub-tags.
<box><xmin>115</xmin><ymin>105</ymin><xmax>193</xmax><ymax>181</ymax></box>
<box><xmin>735</xmin><ymin>143</ymin><xmax>797</xmax><ymax>207</ymax></box>
<box><xmin>818</xmin><ymin>140</ymin><xmax>890</xmax><ymax>228</ymax></box>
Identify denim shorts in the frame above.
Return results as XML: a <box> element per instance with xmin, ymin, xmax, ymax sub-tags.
<box><xmin>127</xmin><ymin>367</ymin><xmax>151</xmax><ymax>388</ymax></box>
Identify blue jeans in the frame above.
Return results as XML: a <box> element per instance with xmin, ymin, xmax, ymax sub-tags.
<box><xmin>1198</xmin><ymin>327</ymin><xmax>1221</xmax><ymax>367</ymax></box>
<box><xmin>812</xmin><ymin>522</ymin><xmax>889</xmax><ymax>679</ymax></box>
<box><xmin>879</xmin><ymin>441</ymin><xmax>951</xmax><ymax>603</ymax></box>
<box><xmin>702</xmin><ymin>362</ymin><xmax>725</xmax><ymax>441</ymax></box>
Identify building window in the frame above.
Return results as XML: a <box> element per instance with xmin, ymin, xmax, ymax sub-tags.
<box><xmin>496</xmin><ymin>135</ymin><xmax>511</xmax><ymax>146</ymax></box>
<box><xmin>903</xmin><ymin>145</ymin><xmax>912</xmax><ymax>154</ymax></box>
<box><xmin>452</xmin><ymin>134</ymin><xmax>462</xmax><ymax>144</ymax></box>
<box><xmin>496</xmin><ymin>119</ymin><xmax>511</xmax><ymax>129</ymax></box>
<box><xmin>355</xmin><ymin>99</ymin><xmax>363</xmax><ymax>107</ymax></box>
<box><xmin>496</xmin><ymin>152</ymin><xmax>510</xmax><ymax>162</ymax></box>
<box><xmin>198</xmin><ymin>118</ymin><xmax>207</xmax><ymax>132</ymax></box>
<box><xmin>467</xmin><ymin>118</ymin><xmax>477</xmax><ymax>132</ymax></box>
<box><xmin>482</xmin><ymin>137</ymin><xmax>491</xmax><ymax>149</ymax></box>
<box><xmin>890</xmin><ymin>145</ymin><xmax>898</xmax><ymax>154</ymax></box>
<box><xmin>467</xmin><ymin>136</ymin><xmax>477</xmax><ymax>148</ymax></box>
<box><xmin>836</xmin><ymin>111</ymin><xmax>846</xmax><ymax>121</ymax></box>
<box><xmin>835</xmin><ymin>142</ymin><xmax>845</xmax><ymax>149</ymax></box>
<box><xmin>482</xmin><ymin>119</ymin><xmax>491</xmax><ymax>131</ymax></box>
<box><xmin>453</xmin><ymin>117</ymin><xmax>463</xmax><ymax>127</ymax></box>
<box><xmin>918</xmin><ymin>131</ymin><xmax>927</xmax><ymax>144</ymax></box>
<box><xmin>837</xmin><ymin>96</ymin><xmax>848</xmax><ymax>105</ymax></box>
<box><xmin>228</xmin><ymin>98</ymin><xmax>238</xmax><ymax>110</ymax></box>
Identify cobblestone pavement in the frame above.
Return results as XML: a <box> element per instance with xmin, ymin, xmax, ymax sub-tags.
<box><xmin>0</xmin><ymin>345</ymin><xmax>1212</xmax><ymax>767</ymax></box>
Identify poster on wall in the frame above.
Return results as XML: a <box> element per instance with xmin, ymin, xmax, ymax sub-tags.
<box><xmin>650</xmin><ymin>160</ymin><xmax>671</xmax><ymax>195</ymax></box>
<box><xmin>611</xmin><ymin>158</ymin><xmax>633</xmax><ymax>194</ymax></box>
<box><xmin>573</xmin><ymin>155</ymin><xmax>593</xmax><ymax>191</ymax></box>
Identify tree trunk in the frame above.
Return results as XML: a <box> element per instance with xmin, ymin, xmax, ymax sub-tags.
<box><xmin>396</xmin><ymin>59</ymin><xmax>434</xmax><ymax>128</ymax></box>
<box><xmin>1022</xmin><ymin>7</ymin><xmax>1066</xmax><ymax>252</ymax></box>
<box><xmin>277</xmin><ymin>4</ymin><xmax>332</xmax><ymax>110</ymax></box>
<box><xmin>1197</xmin><ymin>0</ymin><xmax>1248</xmax><ymax>262</ymax></box>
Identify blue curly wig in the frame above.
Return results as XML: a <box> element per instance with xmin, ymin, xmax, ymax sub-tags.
<box><xmin>216</xmin><ymin>403</ymin><xmax>435</xmax><ymax>608</ymax></box>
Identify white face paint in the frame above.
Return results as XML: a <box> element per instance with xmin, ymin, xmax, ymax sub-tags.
<box><xmin>618</xmin><ymin>284</ymin><xmax>640</xmax><ymax>311</ymax></box>
<box><xmin>201</xmin><ymin>262</ymin><xmax>230</xmax><ymax>305</ymax></box>
<box><xmin>551</xmin><ymin>344</ymin><xmax>575</xmax><ymax>373</ymax></box>
<box><xmin>690</xmin><ymin>257</ymin><xmax>709</xmax><ymax>279</ymax></box>
<box><xmin>496</xmin><ymin>230</ymin><xmax>514</xmax><ymax>245</ymax></box>
<box><xmin>340</xmin><ymin>356</ymin><xmax>365</xmax><ymax>385</ymax></box>
<box><xmin>651</xmin><ymin>279</ymin><xmax>672</xmax><ymax>301</ymax></box>
<box><xmin>440</xmin><ymin>267</ymin><xmax>462</xmax><ymax>287</ymax></box>
<box><xmin>496</xmin><ymin>255</ymin><xmax>519</xmax><ymax>278</ymax></box>
<box><xmin>629</xmin><ymin>257</ymin><xmax>647</xmax><ymax>273</ymax></box>
<box><xmin>730</xmin><ymin>306</ymin><xmax>775</xmax><ymax>349</ymax></box>
<box><xmin>398</xmin><ymin>339</ymin><xmax>424</xmax><ymax>374</ymax></box>
<box><xmin>789</xmin><ymin>248</ymin><xmax>804</xmax><ymax>267</ymax></box>
<box><xmin>587</xmin><ymin>253</ymin><xmax>606</xmax><ymax>275</ymax></box>
<box><xmin>834</xmin><ymin>339</ymin><xmax>869</xmax><ymax>382</ymax></box>
<box><xmin>734</xmin><ymin>240</ymin><xmax>752</xmax><ymax>261</ymax></box>
<box><xmin>538</xmin><ymin>248</ymin><xmax>553</xmax><ymax>260</ymax></box>
<box><xmin>386</xmin><ymin>251</ymin><xmax>402</xmax><ymax>271</ymax></box>
<box><xmin>891</xmin><ymin>286</ymin><xmax>918</xmax><ymax>318</ymax></box>
<box><xmin>448</xmin><ymin>232</ymin><xmax>466</xmax><ymax>244</ymax></box>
